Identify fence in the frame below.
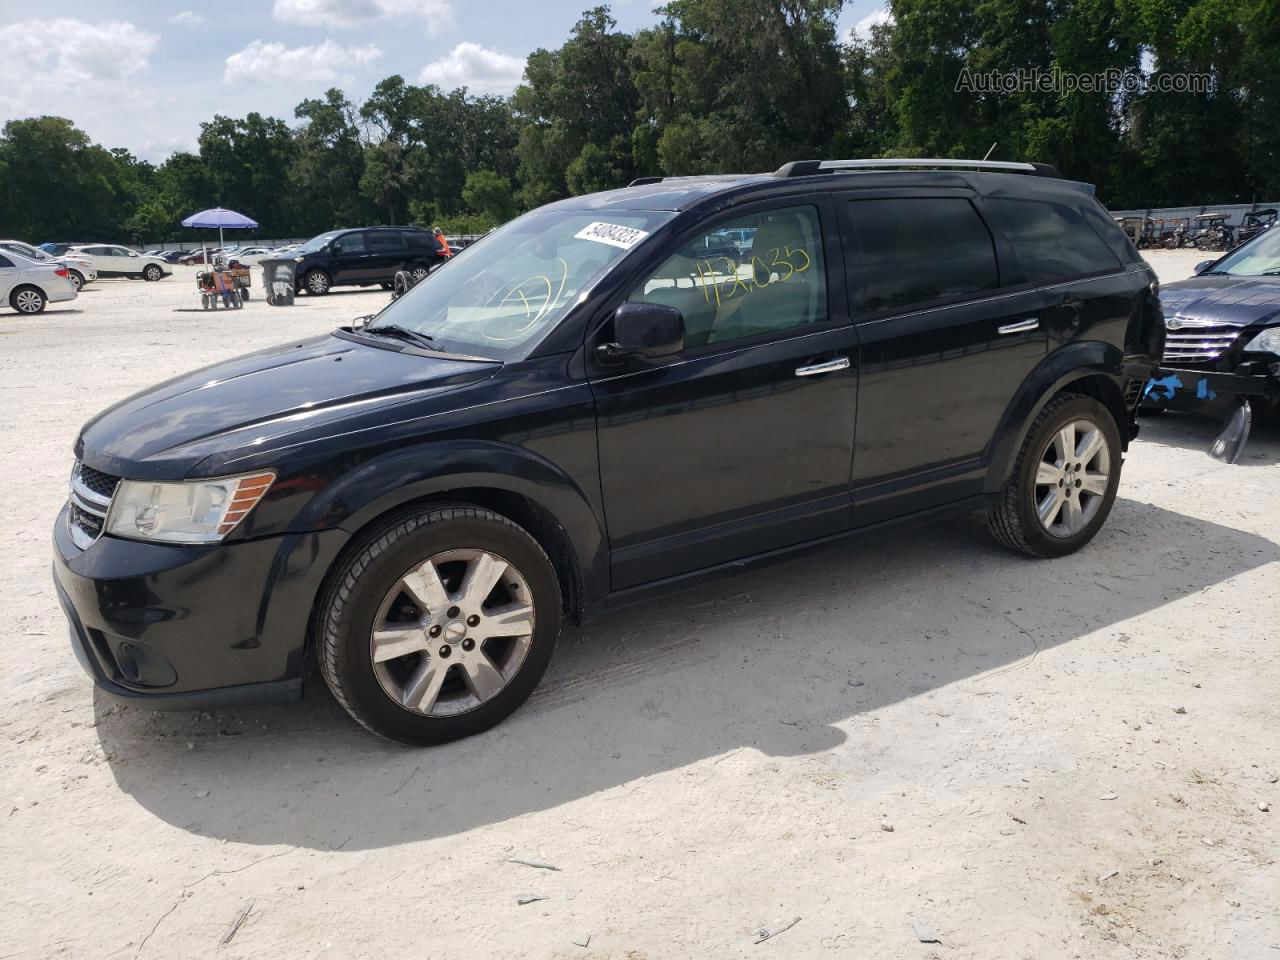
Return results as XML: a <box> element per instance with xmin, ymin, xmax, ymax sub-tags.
<box><xmin>1107</xmin><ymin>201</ymin><xmax>1280</xmax><ymax>226</ymax></box>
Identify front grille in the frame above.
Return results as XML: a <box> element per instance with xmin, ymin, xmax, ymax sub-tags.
<box><xmin>1162</xmin><ymin>320</ymin><xmax>1242</xmax><ymax>362</ymax></box>
<box><xmin>68</xmin><ymin>460</ymin><xmax>119</xmax><ymax>549</ymax></box>
<box><xmin>76</xmin><ymin>463</ymin><xmax>119</xmax><ymax>500</ymax></box>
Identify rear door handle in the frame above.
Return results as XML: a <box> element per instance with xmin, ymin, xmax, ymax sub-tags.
<box><xmin>795</xmin><ymin>357</ymin><xmax>851</xmax><ymax>377</ymax></box>
<box><xmin>998</xmin><ymin>318</ymin><xmax>1039</xmax><ymax>335</ymax></box>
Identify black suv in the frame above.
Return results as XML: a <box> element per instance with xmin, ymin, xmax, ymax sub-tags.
<box><xmin>264</xmin><ymin>226</ymin><xmax>443</xmax><ymax>295</ymax></box>
<box><xmin>54</xmin><ymin>159</ymin><xmax>1163</xmax><ymax>744</ymax></box>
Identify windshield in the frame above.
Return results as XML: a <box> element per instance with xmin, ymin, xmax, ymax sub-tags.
<box><xmin>296</xmin><ymin>232</ymin><xmax>340</xmax><ymax>254</ymax></box>
<box><xmin>1210</xmin><ymin>227</ymin><xmax>1280</xmax><ymax>276</ymax></box>
<box><xmin>364</xmin><ymin>209</ymin><xmax>673</xmax><ymax>360</ymax></box>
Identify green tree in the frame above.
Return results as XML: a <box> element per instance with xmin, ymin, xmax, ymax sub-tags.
<box><xmin>461</xmin><ymin>169</ymin><xmax>516</xmax><ymax>224</ymax></box>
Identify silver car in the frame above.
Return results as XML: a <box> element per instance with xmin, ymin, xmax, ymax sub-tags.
<box><xmin>0</xmin><ymin>248</ymin><xmax>78</xmax><ymax>314</ymax></box>
<box><xmin>0</xmin><ymin>240</ymin><xmax>96</xmax><ymax>291</ymax></box>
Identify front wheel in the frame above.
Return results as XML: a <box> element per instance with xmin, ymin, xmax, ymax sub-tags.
<box><xmin>989</xmin><ymin>393</ymin><xmax>1122</xmax><ymax>558</ymax></box>
<box><xmin>304</xmin><ymin>270</ymin><xmax>331</xmax><ymax>295</ymax></box>
<box><xmin>143</xmin><ymin>264</ymin><xmax>163</xmax><ymax>281</ymax></box>
<box><xmin>318</xmin><ymin>505</ymin><xmax>562</xmax><ymax>745</ymax></box>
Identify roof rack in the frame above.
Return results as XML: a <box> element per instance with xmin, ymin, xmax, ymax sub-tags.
<box><xmin>774</xmin><ymin>158</ymin><xmax>1062</xmax><ymax>178</ymax></box>
<box><xmin>628</xmin><ymin>176</ymin><xmax>665</xmax><ymax>187</ymax></box>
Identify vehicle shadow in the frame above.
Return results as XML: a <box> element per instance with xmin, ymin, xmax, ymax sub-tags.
<box><xmin>96</xmin><ymin>497</ymin><xmax>1277</xmax><ymax>851</ymax></box>
<box><xmin>1137</xmin><ymin>409</ymin><xmax>1280</xmax><ymax>467</ymax></box>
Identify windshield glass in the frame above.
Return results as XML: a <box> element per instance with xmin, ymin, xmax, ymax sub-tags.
<box><xmin>1212</xmin><ymin>227</ymin><xmax>1280</xmax><ymax>276</ymax></box>
<box><xmin>296</xmin><ymin>232</ymin><xmax>340</xmax><ymax>254</ymax></box>
<box><xmin>364</xmin><ymin>209</ymin><xmax>673</xmax><ymax>360</ymax></box>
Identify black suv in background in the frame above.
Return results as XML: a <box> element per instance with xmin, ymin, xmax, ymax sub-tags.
<box><xmin>264</xmin><ymin>226</ymin><xmax>443</xmax><ymax>295</ymax></box>
<box><xmin>54</xmin><ymin>158</ymin><xmax>1163</xmax><ymax>745</ymax></box>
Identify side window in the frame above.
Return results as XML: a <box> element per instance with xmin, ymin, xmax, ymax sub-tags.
<box><xmin>845</xmin><ymin>198</ymin><xmax>999</xmax><ymax>312</ymax></box>
<box><xmin>401</xmin><ymin>231</ymin><xmax>429</xmax><ymax>248</ymax></box>
<box><xmin>368</xmin><ymin>231</ymin><xmax>407</xmax><ymax>252</ymax></box>
<box><xmin>0</xmin><ymin>254</ymin><xmax>13</xmax><ymax>268</ymax></box>
<box><xmin>629</xmin><ymin>205</ymin><xmax>827</xmax><ymax>349</ymax></box>
<box><xmin>985</xmin><ymin>197</ymin><xmax>1123</xmax><ymax>285</ymax></box>
<box><xmin>331</xmin><ymin>232</ymin><xmax>367</xmax><ymax>255</ymax></box>
<box><xmin>112</xmin><ymin>247</ymin><xmax>132</xmax><ymax>256</ymax></box>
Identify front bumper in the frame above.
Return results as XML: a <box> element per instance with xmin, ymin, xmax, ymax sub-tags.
<box><xmin>52</xmin><ymin>503</ymin><xmax>345</xmax><ymax>709</ymax></box>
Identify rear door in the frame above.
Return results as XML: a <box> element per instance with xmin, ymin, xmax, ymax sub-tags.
<box><xmin>838</xmin><ymin>192</ymin><xmax>1051</xmax><ymax>523</ymax></box>
<box><xmin>0</xmin><ymin>253</ymin><xmax>16</xmax><ymax>302</ymax></box>
<box><xmin>589</xmin><ymin>197</ymin><xmax>859</xmax><ymax>589</ymax></box>
<box><xmin>366</xmin><ymin>230</ymin><xmax>409</xmax><ymax>280</ymax></box>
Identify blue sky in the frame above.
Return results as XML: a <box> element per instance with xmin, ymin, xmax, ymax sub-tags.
<box><xmin>0</xmin><ymin>0</ymin><xmax>887</xmax><ymax>162</ymax></box>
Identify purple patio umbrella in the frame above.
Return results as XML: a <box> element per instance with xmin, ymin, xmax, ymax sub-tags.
<box><xmin>181</xmin><ymin>207</ymin><xmax>259</xmax><ymax>265</ymax></box>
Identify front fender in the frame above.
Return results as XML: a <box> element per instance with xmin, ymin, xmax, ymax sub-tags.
<box><xmin>984</xmin><ymin>340</ymin><xmax>1126</xmax><ymax>493</ymax></box>
<box><xmin>289</xmin><ymin>439</ymin><xmax>608</xmax><ymax>603</ymax></box>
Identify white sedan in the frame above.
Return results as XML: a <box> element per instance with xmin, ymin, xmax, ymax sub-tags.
<box><xmin>227</xmin><ymin>246</ymin><xmax>278</xmax><ymax>266</ymax></box>
<box><xmin>69</xmin><ymin>244</ymin><xmax>171</xmax><ymax>281</ymax></box>
<box><xmin>0</xmin><ymin>240</ymin><xmax>97</xmax><ymax>291</ymax></box>
<box><xmin>0</xmin><ymin>248</ymin><xmax>78</xmax><ymax>314</ymax></box>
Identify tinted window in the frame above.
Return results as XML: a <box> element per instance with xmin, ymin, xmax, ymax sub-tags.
<box><xmin>845</xmin><ymin>198</ymin><xmax>998</xmax><ymax>312</ymax></box>
<box><xmin>986</xmin><ymin>197</ymin><xmax>1122</xmax><ymax>285</ymax></box>
<box><xmin>368</xmin><ymin>231</ymin><xmax>407</xmax><ymax>252</ymax></box>
<box><xmin>330</xmin><ymin>232</ymin><xmax>366</xmax><ymax>255</ymax></box>
<box><xmin>0</xmin><ymin>254</ymin><xmax>13</xmax><ymax>268</ymax></box>
<box><xmin>629</xmin><ymin>205</ymin><xmax>827</xmax><ymax>349</ymax></box>
<box><xmin>401</xmin><ymin>231</ymin><xmax>431</xmax><ymax>248</ymax></box>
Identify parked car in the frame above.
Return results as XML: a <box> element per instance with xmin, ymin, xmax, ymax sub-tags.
<box><xmin>54</xmin><ymin>157</ymin><xmax>1162</xmax><ymax>744</ymax></box>
<box><xmin>227</xmin><ymin>246</ymin><xmax>277</xmax><ymax>267</ymax></box>
<box><xmin>1</xmin><ymin>248</ymin><xmax>77</xmax><ymax>314</ymax></box>
<box><xmin>69</xmin><ymin>245</ymin><xmax>171</xmax><ymax>281</ymax></box>
<box><xmin>0</xmin><ymin>240</ymin><xmax>96</xmax><ymax>290</ymax></box>
<box><xmin>261</xmin><ymin>226</ymin><xmax>443</xmax><ymax>295</ymax></box>
<box><xmin>159</xmin><ymin>250</ymin><xmax>188</xmax><ymax>263</ymax></box>
<box><xmin>1142</xmin><ymin>223</ymin><xmax>1280</xmax><ymax>448</ymax></box>
<box><xmin>179</xmin><ymin>248</ymin><xmax>222</xmax><ymax>265</ymax></box>
<box><xmin>40</xmin><ymin>241</ymin><xmax>89</xmax><ymax>257</ymax></box>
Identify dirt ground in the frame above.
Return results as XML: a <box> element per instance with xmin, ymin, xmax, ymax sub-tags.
<box><xmin>1</xmin><ymin>251</ymin><xmax>1276</xmax><ymax>959</ymax></box>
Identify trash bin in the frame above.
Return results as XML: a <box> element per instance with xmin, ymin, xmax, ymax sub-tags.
<box><xmin>262</xmin><ymin>259</ymin><xmax>295</xmax><ymax>306</ymax></box>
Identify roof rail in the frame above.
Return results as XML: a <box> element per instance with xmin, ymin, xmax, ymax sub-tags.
<box><xmin>775</xmin><ymin>158</ymin><xmax>1062</xmax><ymax>178</ymax></box>
<box><xmin>628</xmin><ymin>176</ymin><xmax>665</xmax><ymax>187</ymax></box>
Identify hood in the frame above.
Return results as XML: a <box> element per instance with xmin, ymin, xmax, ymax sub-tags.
<box><xmin>78</xmin><ymin>334</ymin><xmax>500</xmax><ymax>479</ymax></box>
<box><xmin>1160</xmin><ymin>275</ymin><xmax>1280</xmax><ymax>329</ymax></box>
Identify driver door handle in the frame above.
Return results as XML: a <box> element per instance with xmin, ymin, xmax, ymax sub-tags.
<box><xmin>795</xmin><ymin>357</ymin><xmax>851</xmax><ymax>377</ymax></box>
<box><xmin>998</xmin><ymin>318</ymin><xmax>1039</xmax><ymax>335</ymax></box>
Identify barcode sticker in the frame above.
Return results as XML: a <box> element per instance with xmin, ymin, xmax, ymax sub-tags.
<box><xmin>573</xmin><ymin>222</ymin><xmax>650</xmax><ymax>250</ymax></box>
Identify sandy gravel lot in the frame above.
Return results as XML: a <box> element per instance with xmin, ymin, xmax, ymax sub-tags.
<box><xmin>1</xmin><ymin>253</ymin><xmax>1276</xmax><ymax>959</ymax></box>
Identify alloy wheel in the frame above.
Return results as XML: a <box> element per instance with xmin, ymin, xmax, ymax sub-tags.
<box><xmin>307</xmin><ymin>272</ymin><xmax>329</xmax><ymax>294</ymax></box>
<box><xmin>14</xmin><ymin>290</ymin><xmax>43</xmax><ymax>313</ymax></box>
<box><xmin>411</xmin><ymin>266</ymin><xmax>429</xmax><ymax>282</ymax></box>
<box><xmin>1033</xmin><ymin>418</ymin><xmax>1111</xmax><ymax>538</ymax></box>
<box><xmin>370</xmin><ymin>549</ymin><xmax>535</xmax><ymax>717</ymax></box>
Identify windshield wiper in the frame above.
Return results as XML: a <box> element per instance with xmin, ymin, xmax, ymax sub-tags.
<box><xmin>363</xmin><ymin>324</ymin><xmax>440</xmax><ymax>351</ymax></box>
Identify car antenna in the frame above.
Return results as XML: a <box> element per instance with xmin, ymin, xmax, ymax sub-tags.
<box><xmin>982</xmin><ymin>142</ymin><xmax>998</xmax><ymax>161</ymax></box>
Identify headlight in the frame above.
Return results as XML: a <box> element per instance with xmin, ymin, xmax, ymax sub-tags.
<box><xmin>1244</xmin><ymin>327</ymin><xmax>1280</xmax><ymax>354</ymax></box>
<box><xmin>105</xmin><ymin>472</ymin><xmax>275</xmax><ymax>544</ymax></box>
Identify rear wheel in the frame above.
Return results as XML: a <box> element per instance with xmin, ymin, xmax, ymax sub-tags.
<box><xmin>68</xmin><ymin>270</ymin><xmax>85</xmax><ymax>291</ymax></box>
<box><xmin>410</xmin><ymin>263</ymin><xmax>431</xmax><ymax>284</ymax></box>
<box><xmin>989</xmin><ymin>393</ymin><xmax>1122</xmax><ymax>558</ymax></box>
<box><xmin>318</xmin><ymin>505</ymin><xmax>562</xmax><ymax>745</ymax></box>
<box><xmin>10</xmin><ymin>286</ymin><xmax>46</xmax><ymax>315</ymax></box>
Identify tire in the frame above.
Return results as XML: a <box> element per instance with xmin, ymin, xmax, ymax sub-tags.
<box><xmin>240</xmin><ymin>288</ymin><xmax>250</xmax><ymax>300</ymax></box>
<box><xmin>201</xmin><ymin>294</ymin><xmax>211</xmax><ymax>310</ymax></box>
<box><xmin>68</xmin><ymin>270</ymin><xmax>85</xmax><ymax>291</ymax></box>
<box><xmin>303</xmin><ymin>270</ymin><xmax>331</xmax><ymax>295</ymax></box>
<box><xmin>143</xmin><ymin>264</ymin><xmax>163</xmax><ymax>281</ymax></box>
<box><xmin>10</xmin><ymin>286</ymin><xmax>47</xmax><ymax>315</ymax></box>
<box><xmin>318</xmin><ymin>504</ymin><xmax>562</xmax><ymax>745</ymax></box>
<box><xmin>988</xmin><ymin>393</ymin><xmax>1122</xmax><ymax>559</ymax></box>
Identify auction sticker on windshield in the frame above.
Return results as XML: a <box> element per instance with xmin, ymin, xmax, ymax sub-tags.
<box><xmin>574</xmin><ymin>222</ymin><xmax>650</xmax><ymax>250</ymax></box>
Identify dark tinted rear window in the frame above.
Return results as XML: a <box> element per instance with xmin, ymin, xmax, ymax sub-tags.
<box><xmin>401</xmin><ymin>230</ymin><xmax>431</xmax><ymax>248</ymax></box>
<box><xmin>985</xmin><ymin>197</ymin><xmax>1123</xmax><ymax>285</ymax></box>
<box><xmin>845</xmin><ymin>197</ymin><xmax>999</xmax><ymax>312</ymax></box>
<box><xmin>0</xmin><ymin>254</ymin><xmax>12</xmax><ymax>268</ymax></box>
<box><xmin>368</xmin><ymin>231</ymin><xmax>407</xmax><ymax>252</ymax></box>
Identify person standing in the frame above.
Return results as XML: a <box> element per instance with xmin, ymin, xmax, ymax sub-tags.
<box><xmin>432</xmin><ymin>227</ymin><xmax>453</xmax><ymax>266</ymax></box>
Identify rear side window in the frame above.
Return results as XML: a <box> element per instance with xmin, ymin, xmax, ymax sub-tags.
<box><xmin>0</xmin><ymin>254</ymin><xmax>12</xmax><ymax>268</ymax></box>
<box><xmin>985</xmin><ymin>197</ymin><xmax>1123</xmax><ymax>285</ymax></box>
<box><xmin>844</xmin><ymin>198</ymin><xmax>998</xmax><ymax>312</ymax></box>
<box><xmin>368</xmin><ymin>231</ymin><xmax>407</xmax><ymax>252</ymax></box>
<box><xmin>401</xmin><ymin>231</ymin><xmax>430</xmax><ymax>248</ymax></box>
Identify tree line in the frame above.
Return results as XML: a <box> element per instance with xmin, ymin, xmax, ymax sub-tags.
<box><xmin>1</xmin><ymin>0</ymin><xmax>1276</xmax><ymax>244</ymax></box>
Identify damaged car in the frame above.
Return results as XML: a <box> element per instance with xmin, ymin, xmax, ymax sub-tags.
<box><xmin>1143</xmin><ymin>222</ymin><xmax>1280</xmax><ymax>461</ymax></box>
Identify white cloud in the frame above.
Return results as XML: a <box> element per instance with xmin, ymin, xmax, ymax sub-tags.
<box><xmin>223</xmin><ymin>39</ymin><xmax>383</xmax><ymax>86</ymax></box>
<box><xmin>272</xmin><ymin>0</ymin><xmax>452</xmax><ymax>34</ymax></box>
<box><xmin>854</xmin><ymin>6</ymin><xmax>894</xmax><ymax>37</ymax></box>
<box><xmin>170</xmin><ymin>10</ymin><xmax>205</xmax><ymax>27</ymax></box>
<box><xmin>419</xmin><ymin>42</ymin><xmax>525</xmax><ymax>94</ymax></box>
<box><xmin>0</xmin><ymin>18</ymin><xmax>158</xmax><ymax>118</ymax></box>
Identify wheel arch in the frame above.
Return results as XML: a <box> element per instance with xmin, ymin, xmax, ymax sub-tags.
<box><xmin>985</xmin><ymin>341</ymin><xmax>1129</xmax><ymax>494</ymax></box>
<box><xmin>293</xmin><ymin>440</ymin><xmax>607</xmax><ymax>629</ymax></box>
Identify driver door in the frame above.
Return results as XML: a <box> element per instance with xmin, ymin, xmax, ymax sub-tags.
<box><xmin>589</xmin><ymin>198</ymin><xmax>859</xmax><ymax>590</ymax></box>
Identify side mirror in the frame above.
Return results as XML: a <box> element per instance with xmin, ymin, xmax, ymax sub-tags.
<box><xmin>597</xmin><ymin>303</ymin><xmax>685</xmax><ymax>364</ymax></box>
<box><xmin>1194</xmin><ymin>259</ymin><xmax>1216</xmax><ymax>275</ymax></box>
<box><xmin>129</xmin><ymin>251</ymin><xmax>139</xmax><ymax>257</ymax></box>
